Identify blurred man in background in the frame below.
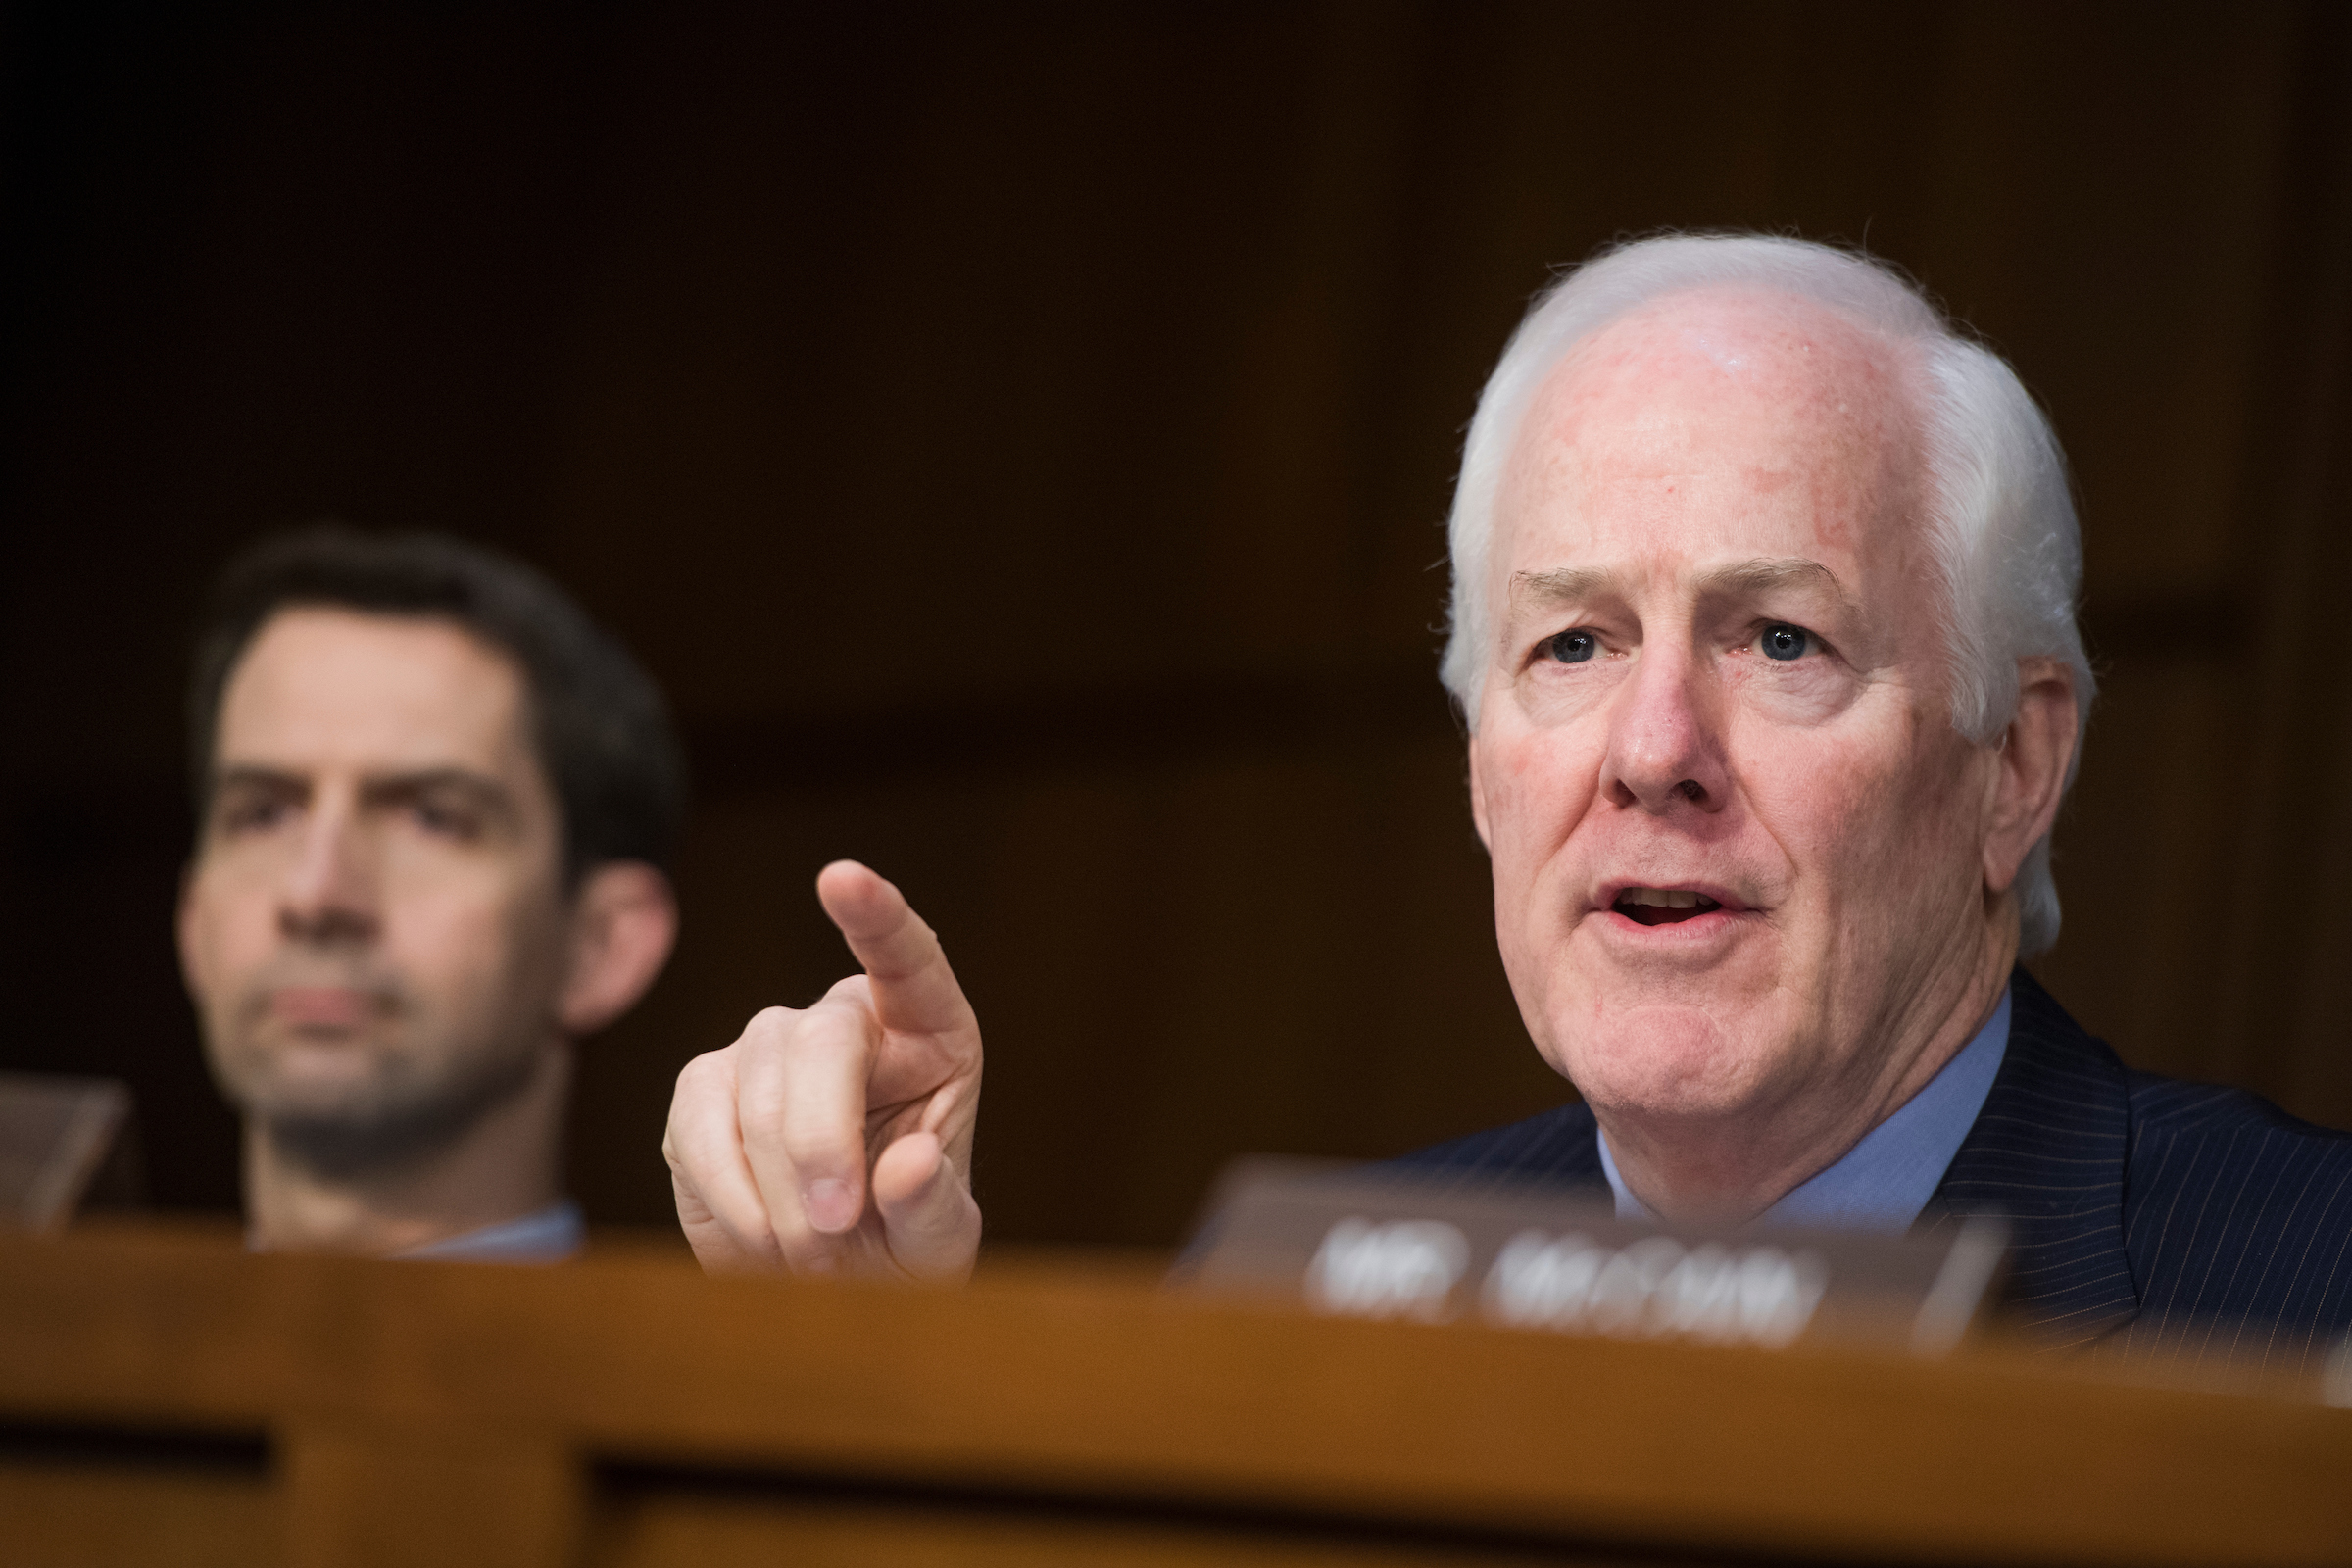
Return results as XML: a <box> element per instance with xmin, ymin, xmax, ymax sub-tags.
<box><xmin>177</xmin><ymin>529</ymin><xmax>683</xmax><ymax>1258</ymax></box>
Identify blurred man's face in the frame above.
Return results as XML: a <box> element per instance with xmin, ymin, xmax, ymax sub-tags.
<box><xmin>1467</xmin><ymin>289</ymin><xmax>2001</xmax><ymax>1174</ymax></box>
<box><xmin>178</xmin><ymin>608</ymin><xmax>570</xmax><ymax>1168</ymax></box>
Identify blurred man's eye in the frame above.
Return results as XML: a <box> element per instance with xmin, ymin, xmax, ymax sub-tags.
<box><xmin>412</xmin><ymin>798</ymin><xmax>484</xmax><ymax>839</ymax></box>
<box><xmin>217</xmin><ymin>792</ymin><xmax>292</xmax><ymax>834</ymax></box>
<box><xmin>1544</xmin><ymin>628</ymin><xmax>1598</xmax><ymax>664</ymax></box>
<box><xmin>1760</xmin><ymin>623</ymin><xmax>1812</xmax><ymax>662</ymax></box>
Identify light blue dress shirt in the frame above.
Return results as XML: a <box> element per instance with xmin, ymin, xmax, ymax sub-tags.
<box><xmin>393</xmin><ymin>1200</ymin><xmax>586</xmax><ymax>1262</ymax></box>
<box><xmin>1597</xmin><ymin>987</ymin><xmax>2012</xmax><ymax>1233</ymax></box>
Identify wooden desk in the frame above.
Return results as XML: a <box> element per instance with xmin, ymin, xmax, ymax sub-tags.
<box><xmin>1</xmin><ymin>1224</ymin><xmax>2345</xmax><ymax>1567</ymax></box>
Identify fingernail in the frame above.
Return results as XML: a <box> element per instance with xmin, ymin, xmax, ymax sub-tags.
<box><xmin>806</xmin><ymin>1178</ymin><xmax>858</xmax><ymax>1233</ymax></box>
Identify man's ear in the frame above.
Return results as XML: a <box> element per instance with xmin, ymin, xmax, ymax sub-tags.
<box><xmin>1982</xmin><ymin>657</ymin><xmax>2079</xmax><ymax>896</ymax></box>
<box><xmin>556</xmin><ymin>861</ymin><xmax>679</xmax><ymax>1037</ymax></box>
<box><xmin>1467</xmin><ymin>734</ymin><xmax>1494</xmax><ymax>851</ymax></box>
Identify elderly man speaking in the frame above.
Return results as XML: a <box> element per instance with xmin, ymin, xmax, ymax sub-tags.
<box><xmin>665</xmin><ymin>232</ymin><xmax>2351</xmax><ymax>1355</ymax></box>
<box><xmin>1395</xmin><ymin>232</ymin><xmax>2352</xmax><ymax>1355</ymax></box>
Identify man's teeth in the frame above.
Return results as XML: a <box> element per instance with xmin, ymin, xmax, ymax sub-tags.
<box><xmin>1619</xmin><ymin>888</ymin><xmax>1719</xmax><ymax>909</ymax></box>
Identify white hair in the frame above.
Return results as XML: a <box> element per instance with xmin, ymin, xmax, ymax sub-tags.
<box><xmin>1440</xmin><ymin>234</ymin><xmax>2092</xmax><ymax>956</ymax></box>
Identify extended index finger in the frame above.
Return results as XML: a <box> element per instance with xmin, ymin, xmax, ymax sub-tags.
<box><xmin>814</xmin><ymin>860</ymin><xmax>976</xmax><ymax>1040</ymax></box>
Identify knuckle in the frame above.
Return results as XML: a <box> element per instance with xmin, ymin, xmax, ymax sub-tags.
<box><xmin>816</xmin><ymin>973</ymin><xmax>874</xmax><ymax>1010</ymax></box>
<box><xmin>739</xmin><ymin>1004</ymin><xmax>798</xmax><ymax>1047</ymax></box>
<box><xmin>673</xmin><ymin>1048</ymin><xmax>728</xmax><ymax>1096</ymax></box>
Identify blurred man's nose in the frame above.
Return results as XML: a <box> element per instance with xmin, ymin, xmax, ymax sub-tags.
<box><xmin>277</xmin><ymin>796</ymin><xmax>379</xmax><ymax>944</ymax></box>
<box><xmin>1597</xmin><ymin>641</ymin><xmax>1730</xmax><ymax>815</ymax></box>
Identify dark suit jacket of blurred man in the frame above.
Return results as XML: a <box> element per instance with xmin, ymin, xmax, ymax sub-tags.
<box><xmin>1400</xmin><ymin>971</ymin><xmax>2352</xmax><ymax>1367</ymax></box>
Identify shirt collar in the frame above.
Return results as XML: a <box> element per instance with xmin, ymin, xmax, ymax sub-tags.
<box><xmin>391</xmin><ymin>1199</ymin><xmax>586</xmax><ymax>1262</ymax></box>
<box><xmin>1597</xmin><ymin>985</ymin><xmax>2013</xmax><ymax>1233</ymax></box>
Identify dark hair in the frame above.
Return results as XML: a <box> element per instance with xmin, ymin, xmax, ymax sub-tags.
<box><xmin>189</xmin><ymin>526</ymin><xmax>687</xmax><ymax>881</ymax></box>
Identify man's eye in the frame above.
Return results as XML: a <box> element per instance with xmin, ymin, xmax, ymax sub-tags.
<box><xmin>1544</xmin><ymin>629</ymin><xmax>1598</xmax><ymax>664</ymax></box>
<box><xmin>1760</xmin><ymin>623</ymin><xmax>1811</xmax><ymax>662</ymax></box>
<box><xmin>413</xmin><ymin>801</ymin><xmax>481</xmax><ymax>839</ymax></box>
<box><xmin>220</xmin><ymin>797</ymin><xmax>288</xmax><ymax>833</ymax></box>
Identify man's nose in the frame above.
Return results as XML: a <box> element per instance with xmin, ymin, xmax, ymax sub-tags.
<box><xmin>1597</xmin><ymin>644</ymin><xmax>1731</xmax><ymax>814</ymax></box>
<box><xmin>278</xmin><ymin>806</ymin><xmax>379</xmax><ymax>944</ymax></box>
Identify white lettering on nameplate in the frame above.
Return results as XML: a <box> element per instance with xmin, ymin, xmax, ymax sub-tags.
<box><xmin>1481</xmin><ymin>1230</ymin><xmax>1830</xmax><ymax>1348</ymax></box>
<box><xmin>1305</xmin><ymin>1218</ymin><xmax>1471</xmax><ymax>1322</ymax></box>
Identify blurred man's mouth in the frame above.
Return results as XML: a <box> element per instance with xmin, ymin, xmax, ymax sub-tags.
<box><xmin>268</xmin><ymin>987</ymin><xmax>385</xmax><ymax>1030</ymax></box>
<box><xmin>1610</xmin><ymin>887</ymin><xmax>1726</xmax><ymax>927</ymax></box>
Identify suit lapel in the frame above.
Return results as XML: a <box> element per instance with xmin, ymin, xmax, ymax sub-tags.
<box><xmin>1923</xmin><ymin>967</ymin><xmax>2141</xmax><ymax>1346</ymax></box>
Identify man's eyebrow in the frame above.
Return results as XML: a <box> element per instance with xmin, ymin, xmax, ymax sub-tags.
<box><xmin>1696</xmin><ymin>556</ymin><xmax>1855</xmax><ymax>605</ymax></box>
<box><xmin>210</xmin><ymin>764</ymin><xmax>513</xmax><ymax>797</ymax></box>
<box><xmin>360</xmin><ymin>767</ymin><xmax>516</xmax><ymax>808</ymax></box>
<box><xmin>209</xmin><ymin>764</ymin><xmax>306</xmax><ymax>796</ymax></box>
<box><xmin>1508</xmin><ymin>560</ymin><xmax>1853</xmax><ymax>602</ymax></box>
<box><xmin>1508</xmin><ymin>566</ymin><xmax>1614</xmax><ymax>612</ymax></box>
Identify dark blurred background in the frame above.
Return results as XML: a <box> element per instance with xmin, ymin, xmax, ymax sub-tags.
<box><xmin>5</xmin><ymin>3</ymin><xmax>2349</xmax><ymax>1248</ymax></box>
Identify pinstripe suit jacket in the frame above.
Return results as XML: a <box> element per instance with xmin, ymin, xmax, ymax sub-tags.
<box><xmin>1395</xmin><ymin>969</ymin><xmax>2352</xmax><ymax>1369</ymax></box>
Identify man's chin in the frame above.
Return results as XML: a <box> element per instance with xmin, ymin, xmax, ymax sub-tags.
<box><xmin>1544</xmin><ymin>994</ymin><xmax>1788</xmax><ymax>1122</ymax></box>
<box><xmin>1577</xmin><ymin>1073</ymin><xmax>1769</xmax><ymax>1131</ymax></box>
<box><xmin>259</xmin><ymin>1092</ymin><xmax>484</xmax><ymax>1178</ymax></box>
<box><xmin>236</xmin><ymin>1035</ymin><xmax>543</xmax><ymax>1179</ymax></box>
<box><xmin>236</xmin><ymin>1063</ymin><xmax>405</xmax><ymax>1130</ymax></box>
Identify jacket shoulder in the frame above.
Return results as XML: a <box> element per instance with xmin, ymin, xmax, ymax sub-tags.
<box><xmin>2115</xmin><ymin>1066</ymin><xmax>2352</xmax><ymax>1354</ymax></box>
<box><xmin>2126</xmin><ymin>1069</ymin><xmax>2352</xmax><ymax>1144</ymax></box>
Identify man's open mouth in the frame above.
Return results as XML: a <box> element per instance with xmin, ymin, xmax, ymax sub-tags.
<box><xmin>1611</xmin><ymin>888</ymin><xmax>1724</xmax><ymax>927</ymax></box>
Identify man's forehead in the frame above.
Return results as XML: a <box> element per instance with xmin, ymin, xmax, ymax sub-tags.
<box><xmin>1548</xmin><ymin>286</ymin><xmax>1903</xmax><ymax>404</ymax></box>
<box><xmin>1514</xmin><ymin>291</ymin><xmax>1908</xmax><ymax>471</ymax></box>
<box><xmin>216</xmin><ymin>608</ymin><xmax>532</xmax><ymax>772</ymax></box>
<box><xmin>1495</xmin><ymin>288</ymin><xmax>1925</xmax><ymax>580</ymax></box>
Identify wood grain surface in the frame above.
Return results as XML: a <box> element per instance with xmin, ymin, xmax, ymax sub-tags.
<box><xmin>1</xmin><ymin>1224</ymin><xmax>2345</xmax><ymax>1566</ymax></box>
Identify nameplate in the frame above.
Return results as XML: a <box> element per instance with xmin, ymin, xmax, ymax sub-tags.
<box><xmin>1173</xmin><ymin>1158</ymin><xmax>2007</xmax><ymax>1356</ymax></box>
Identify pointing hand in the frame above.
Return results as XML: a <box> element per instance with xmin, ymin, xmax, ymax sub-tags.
<box><xmin>663</xmin><ymin>861</ymin><xmax>983</xmax><ymax>1277</ymax></box>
